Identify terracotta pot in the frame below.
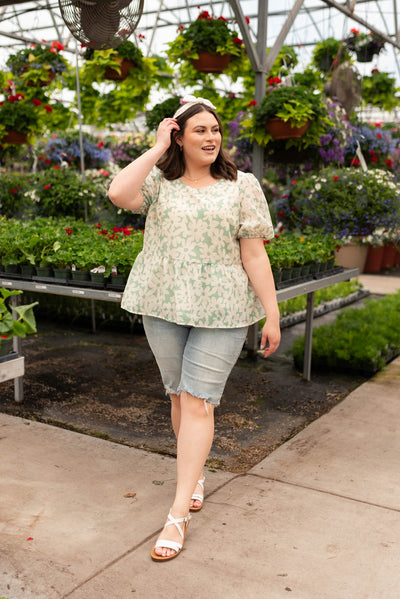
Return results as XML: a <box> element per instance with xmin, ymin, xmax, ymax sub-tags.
<box><xmin>381</xmin><ymin>243</ymin><xmax>397</xmax><ymax>269</ymax></box>
<box><xmin>189</xmin><ymin>51</ymin><xmax>231</xmax><ymax>73</ymax></box>
<box><xmin>1</xmin><ymin>130</ymin><xmax>28</xmax><ymax>144</ymax></box>
<box><xmin>104</xmin><ymin>58</ymin><xmax>135</xmax><ymax>81</ymax></box>
<box><xmin>334</xmin><ymin>243</ymin><xmax>368</xmax><ymax>273</ymax></box>
<box><xmin>364</xmin><ymin>245</ymin><xmax>384</xmax><ymax>273</ymax></box>
<box><xmin>265</xmin><ymin>117</ymin><xmax>310</xmax><ymax>140</ymax></box>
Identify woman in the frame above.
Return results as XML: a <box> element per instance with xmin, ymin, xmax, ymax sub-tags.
<box><xmin>108</xmin><ymin>96</ymin><xmax>281</xmax><ymax>562</ymax></box>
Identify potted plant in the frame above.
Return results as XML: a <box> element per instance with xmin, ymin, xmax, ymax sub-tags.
<box><xmin>361</xmin><ymin>69</ymin><xmax>399</xmax><ymax>112</ymax></box>
<box><xmin>81</xmin><ymin>41</ymin><xmax>154</xmax><ymax>82</ymax></box>
<box><xmin>344</xmin><ymin>28</ymin><xmax>385</xmax><ymax>62</ymax></box>
<box><xmin>311</xmin><ymin>37</ymin><xmax>351</xmax><ymax>73</ymax></box>
<box><xmin>0</xmin><ymin>287</ymin><xmax>38</xmax><ymax>359</ymax></box>
<box><xmin>249</xmin><ymin>79</ymin><xmax>331</xmax><ymax>149</ymax></box>
<box><xmin>0</xmin><ymin>93</ymin><xmax>45</xmax><ymax>144</ymax></box>
<box><xmin>167</xmin><ymin>10</ymin><xmax>246</xmax><ymax>74</ymax></box>
<box><xmin>6</xmin><ymin>41</ymin><xmax>69</xmax><ymax>87</ymax></box>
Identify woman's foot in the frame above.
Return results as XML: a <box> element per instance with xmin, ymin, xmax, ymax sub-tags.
<box><xmin>150</xmin><ymin>510</ymin><xmax>191</xmax><ymax>561</ymax></box>
<box><xmin>190</xmin><ymin>477</ymin><xmax>205</xmax><ymax>512</ymax></box>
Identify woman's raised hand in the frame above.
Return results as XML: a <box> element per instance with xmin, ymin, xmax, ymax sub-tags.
<box><xmin>156</xmin><ymin>118</ymin><xmax>180</xmax><ymax>151</ymax></box>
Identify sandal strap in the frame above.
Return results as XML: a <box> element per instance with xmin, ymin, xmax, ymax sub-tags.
<box><xmin>164</xmin><ymin>511</ymin><xmax>191</xmax><ymax>540</ymax></box>
<box><xmin>191</xmin><ymin>477</ymin><xmax>205</xmax><ymax>502</ymax></box>
<box><xmin>191</xmin><ymin>493</ymin><xmax>204</xmax><ymax>502</ymax></box>
<box><xmin>154</xmin><ymin>539</ymin><xmax>182</xmax><ymax>552</ymax></box>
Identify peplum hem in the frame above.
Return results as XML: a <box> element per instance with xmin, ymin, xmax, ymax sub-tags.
<box><xmin>121</xmin><ymin>254</ymin><xmax>265</xmax><ymax>328</ymax></box>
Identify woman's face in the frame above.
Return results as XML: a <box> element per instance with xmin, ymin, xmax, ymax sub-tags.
<box><xmin>180</xmin><ymin>111</ymin><xmax>222</xmax><ymax>167</ymax></box>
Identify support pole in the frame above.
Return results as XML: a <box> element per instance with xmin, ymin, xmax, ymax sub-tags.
<box><xmin>11</xmin><ymin>294</ymin><xmax>23</xmax><ymax>402</ymax></box>
<box><xmin>303</xmin><ymin>292</ymin><xmax>315</xmax><ymax>381</ymax></box>
<box><xmin>75</xmin><ymin>43</ymin><xmax>87</xmax><ymax>220</ymax></box>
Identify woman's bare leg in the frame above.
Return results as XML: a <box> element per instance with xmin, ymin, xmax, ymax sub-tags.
<box><xmin>154</xmin><ymin>392</ymin><xmax>214</xmax><ymax>557</ymax></box>
<box><xmin>170</xmin><ymin>393</ymin><xmax>205</xmax><ymax>510</ymax></box>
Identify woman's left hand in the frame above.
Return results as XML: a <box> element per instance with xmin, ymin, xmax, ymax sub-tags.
<box><xmin>260</xmin><ymin>319</ymin><xmax>281</xmax><ymax>357</ymax></box>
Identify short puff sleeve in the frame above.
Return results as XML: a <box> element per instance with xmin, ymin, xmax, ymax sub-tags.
<box><xmin>136</xmin><ymin>167</ymin><xmax>163</xmax><ymax>214</ymax></box>
<box><xmin>237</xmin><ymin>172</ymin><xmax>274</xmax><ymax>240</ymax></box>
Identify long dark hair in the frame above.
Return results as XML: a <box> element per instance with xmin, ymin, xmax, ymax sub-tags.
<box><xmin>156</xmin><ymin>104</ymin><xmax>237</xmax><ymax>181</ymax></box>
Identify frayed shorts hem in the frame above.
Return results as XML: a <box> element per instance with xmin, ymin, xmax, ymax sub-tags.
<box><xmin>164</xmin><ymin>386</ymin><xmax>220</xmax><ymax>407</ymax></box>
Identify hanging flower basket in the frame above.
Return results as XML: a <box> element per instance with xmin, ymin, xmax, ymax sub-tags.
<box><xmin>26</xmin><ymin>69</ymin><xmax>56</xmax><ymax>87</ymax></box>
<box><xmin>104</xmin><ymin>58</ymin><xmax>136</xmax><ymax>81</ymax></box>
<box><xmin>189</xmin><ymin>51</ymin><xmax>232</xmax><ymax>73</ymax></box>
<box><xmin>356</xmin><ymin>44</ymin><xmax>375</xmax><ymax>63</ymax></box>
<box><xmin>1</xmin><ymin>130</ymin><xmax>28</xmax><ymax>144</ymax></box>
<box><xmin>265</xmin><ymin>117</ymin><xmax>310</xmax><ymax>140</ymax></box>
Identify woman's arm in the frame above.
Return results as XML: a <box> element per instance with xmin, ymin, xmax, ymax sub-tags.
<box><xmin>108</xmin><ymin>118</ymin><xmax>179</xmax><ymax>211</ymax></box>
<box><xmin>240</xmin><ymin>237</ymin><xmax>281</xmax><ymax>357</ymax></box>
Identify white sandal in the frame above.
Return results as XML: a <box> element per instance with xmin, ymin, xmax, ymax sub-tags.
<box><xmin>150</xmin><ymin>510</ymin><xmax>191</xmax><ymax>562</ymax></box>
<box><xmin>190</xmin><ymin>477</ymin><xmax>205</xmax><ymax>512</ymax></box>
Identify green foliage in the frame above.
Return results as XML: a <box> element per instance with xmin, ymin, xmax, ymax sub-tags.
<box><xmin>146</xmin><ymin>97</ymin><xmax>181</xmax><ymax>131</ymax></box>
<box><xmin>286</xmin><ymin>166</ymin><xmax>400</xmax><ymax>238</ymax></box>
<box><xmin>249</xmin><ymin>83</ymin><xmax>332</xmax><ymax>149</ymax></box>
<box><xmin>0</xmin><ymin>287</ymin><xmax>38</xmax><ymax>343</ymax></box>
<box><xmin>167</xmin><ymin>10</ymin><xmax>247</xmax><ymax>82</ymax></box>
<box><xmin>80</xmin><ymin>43</ymin><xmax>160</xmax><ymax>126</ymax></box>
<box><xmin>6</xmin><ymin>42</ymin><xmax>69</xmax><ymax>87</ymax></box>
<box><xmin>265</xmin><ymin>230</ymin><xmax>336</xmax><ymax>270</ymax></box>
<box><xmin>0</xmin><ymin>94</ymin><xmax>44</xmax><ymax>139</ymax></box>
<box><xmin>311</xmin><ymin>38</ymin><xmax>351</xmax><ymax>72</ymax></box>
<box><xmin>167</xmin><ymin>11</ymin><xmax>245</xmax><ymax>60</ymax></box>
<box><xmin>268</xmin><ymin>45</ymin><xmax>298</xmax><ymax>78</ymax></box>
<box><xmin>362</xmin><ymin>70</ymin><xmax>399</xmax><ymax>111</ymax></box>
<box><xmin>0</xmin><ymin>217</ymin><xmax>143</xmax><ymax>278</ymax></box>
<box><xmin>291</xmin><ymin>291</ymin><xmax>400</xmax><ymax>374</ymax></box>
<box><xmin>0</xmin><ymin>172</ymin><xmax>30</xmax><ymax>217</ymax></box>
<box><xmin>278</xmin><ymin>280</ymin><xmax>362</xmax><ymax>317</ymax></box>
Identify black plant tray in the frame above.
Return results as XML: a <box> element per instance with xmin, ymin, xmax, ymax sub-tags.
<box><xmin>313</xmin><ymin>266</ymin><xmax>344</xmax><ymax>279</ymax></box>
<box><xmin>68</xmin><ymin>279</ymin><xmax>106</xmax><ymax>289</ymax></box>
<box><xmin>275</xmin><ymin>266</ymin><xmax>345</xmax><ymax>290</ymax></box>
<box><xmin>106</xmin><ymin>283</ymin><xmax>126</xmax><ymax>291</ymax></box>
<box><xmin>0</xmin><ymin>272</ymin><xmax>28</xmax><ymax>280</ymax></box>
<box><xmin>275</xmin><ymin>274</ymin><xmax>314</xmax><ymax>289</ymax></box>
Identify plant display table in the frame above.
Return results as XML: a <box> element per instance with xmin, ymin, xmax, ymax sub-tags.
<box><xmin>0</xmin><ymin>267</ymin><xmax>359</xmax><ymax>400</ymax></box>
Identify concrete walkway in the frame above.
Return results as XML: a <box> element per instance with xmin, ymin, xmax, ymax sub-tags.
<box><xmin>1</xmin><ymin>274</ymin><xmax>399</xmax><ymax>599</ymax></box>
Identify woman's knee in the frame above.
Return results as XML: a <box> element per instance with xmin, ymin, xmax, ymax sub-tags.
<box><xmin>181</xmin><ymin>392</ymin><xmax>215</xmax><ymax>417</ymax></box>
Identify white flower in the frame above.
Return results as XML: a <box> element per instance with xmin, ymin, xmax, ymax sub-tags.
<box><xmin>315</xmin><ymin>183</ymin><xmax>321</xmax><ymax>190</ymax></box>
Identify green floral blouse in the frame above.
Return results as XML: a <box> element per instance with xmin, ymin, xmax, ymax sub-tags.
<box><xmin>121</xmin><ymin>168</ymin><xmax>274</xmax><ymax>327</ymax></box>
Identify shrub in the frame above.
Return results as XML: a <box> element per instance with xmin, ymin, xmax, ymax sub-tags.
<box><xmin>291</xmin><ymin>291</ymin><xmax>400</xmax><ymax>374</ymax></box>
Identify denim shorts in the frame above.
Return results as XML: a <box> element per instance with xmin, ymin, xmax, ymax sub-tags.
<box><xmin>142</xmin><ymin>316</ymin><xmax>248</xmax><ymax>406</ymax></box>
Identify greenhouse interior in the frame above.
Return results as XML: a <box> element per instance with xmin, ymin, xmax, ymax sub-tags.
<box><xmin>1</xmin><ymin>2</ymin><xmax>400</xmax><ymax>597</ymax></box>
<box><xmin>0</xmin><ymin>0</ymin><xmax>399</xmax><ymax>368</ymax></box>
